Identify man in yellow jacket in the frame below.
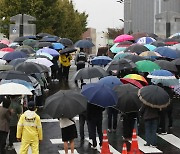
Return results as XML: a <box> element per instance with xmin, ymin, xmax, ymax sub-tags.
<box><xmin>17</xmin><ymin>101</ymin><xmax>43</xmax><ymax>154</ymax></box>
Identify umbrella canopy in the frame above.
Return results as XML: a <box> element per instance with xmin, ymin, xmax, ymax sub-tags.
<box><xmin>81</xmin><ymin>83</ymin><xmax>118</xmax><ymax>107</ymax></box>
<box><xmin>113</xmin><ymin>52</ymin><xmax>135</xmax><ymax>60</ymax></box>
<box><xmin>171</xmin><ymin>58</ymin><xmax>180</xmax><ymax>66</ymax></box>
<box><xmin>22</xmin><ymin>39</ymin><xmax>38</xmax><ymax>48</ymax></box>
<box><xmin>59</xmin><ymin>47</ymin><xmax>77</xmax><ymax>55</ymax></box>
<box><xmin>0</xmin><ymin>47</ymin><xmax>15</xmax><ymax>52</ymax></box>
<box><xmin>26</xmin><ymin>58</ymin><xmax>53</xmax><ymax>67</ymax></box>
<box><xmin>120</xmin><ymin>78</ymin><xmax>143</xmax><ymax>89</ymax></box>
<box><xmin>0</xmin><ymin>82</ymin><xmax>32</xmax><ymax>95</ymax></box>
<box><xmin>98</xmin><ymin>76</ymin><xmax>122</xmax><ymax>89</ymax></box>
<box><xmin>110</xmin><ymin>43</ymin><xmax>127</xmax><ymax>53</ymax></box>
<box><xmin>36</xmin><ymin>33</ymin><xmax>52</xmax><ymax>38</ymax></box>
<box><xmin>113</xmin><ymin>84</ymin><xmax>142</xmax><ymax>113</ymax></box>
<box><xmin>151</xmin><ymin>78</ymin><xmax>179</xmax><ymax>87</ymax></box>
<box><xmin>35</xmin><ymin>52</ymin><xmax>53</xmax><ymax>60</ymax></box>
<box><xmin>144</xmin><ymin>44</ymin><xmax>157</xmax><ymax>51</ymax></box>
<box><xmin>123</xmin><ymin>74</ymin><xmax>148</xmax><ymax>85</ymax></box>
<box><xmin>123</xmin><ymin>54</ymin><xmax>145</xmax><ymax>63</ymax></box>
<box><xmin>106</xmin><ymin>58</ymin><xmax>136</xmax><ymax>74</ymax></box>
<box><xmin>8</xmin><ymin>58</ymin><xmax>27</xmax><ymax>67</ymax></box>
<box><xmin>2</xmin><ymin>51</ymin><xmax>28</xmax><ymax>61</ymax></box>
<box><xmin>131</xmin><ymin>32</ymin><xmax>148</xmax><ymax>40</ymax></box>
<box><xmin>0</xmin><ymin>39</ymin><xmax>10</xmax><ymax>45</ymax></box>
<box><xmin>15</xmin><ymin>45</ymin><xmax>35</xmax><ymax>55</ymax></box>
<box><xmin>74</xmin><ymin>40</ymin><xmax>95</xmax><ymax>48</ymax></box>
<box><xmin>52</xmin><ymin>42</ymin><xmax>64</xmax><ymax>50</ymax></box>
<box><xmin>0</xmin><ymin>70</ymin><xmax>31</xmax><ymax>82</ymax></box>
<box><xmin>172</xmin><ymin>84</ymin><xmax>180</xmax><ymax>96</ymax></box>
<box><xmin>151</xmin><ymin>41</ymin><xmax>166</xmax><ymax>47</ymax></box>
<box><xmin>15</xmin><ymin>62</ymin><xmax>47</xmax><ymax>74</ymax></box>
<box><xmin>138</xmin><ymin>85</ymin><xmax>170</xmax><ymax>109</ymax></box>
<box><xmin>135</xmin><ymin>60</ymin><xmax>161</xmax><ymax>72</ymax></box>
<box><xmin>44</xmin><ymin>90</ymin><xmax>87</xmax><ymax>118</ymax></box>
<box><xmin>0</xmin><ymin>64</ymin><xmax>13</xmax><ymax>71</ymax></box>
<box><xmin>147</xmin><ymin>70</ymin><xmax>176</xmax><ymax>79</ymax></box>
<box><xmin>114</xmin><ymin>34</ymin><xmax>134</xmax><ymax>43</ymax></box>
<box><xmin>36</xmin><ymin>47</ymin><xmax>59</xmax><ymax>57</ymax></box>
<box><xmin>0</xmin><ymin>51</ymin><xmax>8</xmax><ymax>58</ymax></box>
<box><xmin>154</xmin><ymin>60</ymin><xmax>178</xmax><ymax>73</ymax></box>
<box><xmin>139</xmin><ymin>51</ymin><xmax>162</xmax><ymax>60</ymax></box>
<box><xmin>0</xmin><ymin>43</ymin><xmax>8</xmax><ymax>49</ymax></box>
<box><xmin>34</xmin><ymin>42</ymin><xmax>53</xmax><ymax>49</ymax></box>
<box><xmin>14</xmin><ymin>36</ymin><xmax>29</xmax><ymax>43</ymax></box>
<box><xmin>136</xmin><ymin>37</ymin><xmax>156</xmax><ymax>44</ymax></box>
<box><xmin>0</xmin><ymin>59</ymin><xmax>6</xmax><ymax>65</ymax></box>
<box><xmin>73</xmin><ymin>66</ymin><xmax>108</xmax><ymax>81</ymax></box>
<box><xmin>58</xmin><ymin>38</ymin><xmax>73</xmax><ymax>47</ymax></box>
<box><xmin>39</xmin><ymin>36</ymin><xmax>58</xmax><ymax>42</ymax></box>
<box><xmin>124</xmin><ymin>44</ymin><xmax>149</xmax><ymax>55</ymax></box>
<box><xmin>91</xmin><ymin>56</ymin><xmax>112</xmax><ymax>66</ymax></box>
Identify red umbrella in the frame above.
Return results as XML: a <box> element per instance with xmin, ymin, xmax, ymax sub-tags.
<box><xmin>114</xmin><ymin>34</ymin><xmax>134</xmax><ymax>43</ymax></box>
<box><xmin>0</xmin><ymin>47</ymin><xmax>15</xmax><ymax>52</ymax></box>
<box><xmin>120</xmin><ymin>78</ymin><xmax>143</xmax><ymax>89</ymax></box>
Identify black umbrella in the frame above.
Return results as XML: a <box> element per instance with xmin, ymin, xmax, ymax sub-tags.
<box><xmin>44</xmin><ymin>90</ymin><xmax>87</xmax><ymax>118</ymax></box>
<box><xmin>106</xmin><ymin>58</ymin><xmax>136</xmax><ymax>74</ymax></box>
<box><xmin>124</xmin><ymin>44</ymin><xmax>149</xmax><ymax>55</ymax></box>
<box><xmin>14</xmin><ymin>36</ymin><xmax>28</xmax><ymax>43</ymax></box>
<box><xmin>138</xmin><ymin>85</ymin><xmax>170</xmax><ymax>109</ymax></box>
<box><xmin>22</xmin><ymin>39</ymin><xmax>38</xmax><ymax>48</ymax></box>
<box><xmin>8</xmin><ymin>58</ymin><xmax>27</xmax><ymax>67</ymax></box>
<box><xmin>36</xmin><ymin>33</ymin><xmax>52</xmax><ymax>39</ymax></box>
<box><xmin>123</xmin><ymin>54</ymin><xmax>145</xmax><ymax>63</ymax></box>
<box><xmin>0</xmin><ymin>70</ymin><xmax>31</xmax><ymax>82</ymax></box>
<box><xmin>58</xmin><ymin>38</ymin><xmax>73</xmax><ymax>47</ymax></box>
<box><xmin>0</xmin><ymin>43</ymin><xmax>8</xmax><ymax>49</ymax></box>
<box><xmin>74</xmin><ymin>40</ymin><xmax>94</xmax><ymax>48</ymax></box>
<box><xmin>39</xmin><ymin>36</ymin><xmax>59</xmax><ymax>42</ymax></box>
<box><xmin>34</xmin><ymin>42</ymin><xmax>53</xmax><ymax>49</ymax></box>
<box><xmin>113</xmin><ymin>84</ymin><xmax>142</xmax><ymax>113</ymax></box>
<box><xmin>2</xmin><ymin>51</ymin><xmax>28</xmax><ymax>61</ymax></box>
<box><xmin>15</xmin><ymin>62</ymin><xmax>46</xmax><ymax>74</ymax></box>
<box><xmin>151</xmin><ymin>41</ymin><xmax>166</xmax><ymax>47</ymax></box>
<box><xmin>154</xmin><ymin>60</ymin><xmax>178</xmax><ymax>73</ymax></box>
<box><xmin>73</xmin><ymin>66</ymin><xmax>108</xmax><ymax>81</ymax></box>
<box><xmin>15</xmin><ymin>45</ymin><xmax>35</xmax><ymax>54</ymax></box>
<box><xmin>60</xmin><ymin>47</ymin><xmax>77</xmax><ymax>55</ymax></box>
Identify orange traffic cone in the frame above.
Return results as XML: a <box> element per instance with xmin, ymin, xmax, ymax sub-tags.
<box><xmin>101</xmin><ymin>130</ymin><xmax>112</xmax><ymax>154</ymax></box>
<box><xmin>121</xmin><ymin>143</ymin><xmax>128</xmax><ymax>154</ymax></box>
<box><xmin>129</xmin><ymin>128</ymin><xmax>142</xmax><ymax>154</ymax></box>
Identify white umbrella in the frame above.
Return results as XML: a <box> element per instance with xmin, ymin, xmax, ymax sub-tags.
<box><xmin>26</xmin><ymin>58</ymin><xmax>53</xmax><ymax>67</ymax></box>
<box><xmin>0</xmin><ymin>51</ymin><xmax>8</xmax><ymax>58</ymax></box>
<box><xmin>0</xmin><ymin>82</ymin><xmax>32</xmax><ymax>95</ymax></box>
<box><xmin>0</xmin><ymin>59</ymin><xmax>7</xmax><ymax>64</ymax></box>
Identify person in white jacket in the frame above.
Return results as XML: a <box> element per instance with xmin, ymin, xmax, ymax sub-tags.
<box><xmin>59</xmin><ymin>117</ymin><xmax>77</xmax><ymax>154</ymax></box>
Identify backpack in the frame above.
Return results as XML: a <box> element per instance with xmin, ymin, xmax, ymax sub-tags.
<box><xmin>77</xmin><ymin>52</ymin><xmax>86</xmax><ymax>62</ymax></box>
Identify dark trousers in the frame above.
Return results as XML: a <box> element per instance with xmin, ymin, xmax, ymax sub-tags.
<box><xmin>88</xmin><ymin>119</ymin><xmax>103</xmax><ymax>147</ymax></box>
<box><xmin>79</xmin><ymin>114</ymin><xmax>87</xmax><ymax>139</ymax></box>
<box><xmin>123</xmin><ymin>116</ymin><xmax>136</xmax><ymax>138</ymax></box>
<box><xmin>159</xmin><ymin>110</ymin><xmax>166</xmax><ymax>133</ymax></box>
<box><xmin>9</xmin><ymin>126</ymin><xmax>17</xmax><ymax>146</ymax></box>
<box><xmin>77</xmin><ymin>63</ymin><xmax>85</xmax><ymax>71</ymax></box>
<box><xmin>62</xmin><ymin>66</ymin><xmax>70</xmax><ymax>81</ymax></box>
<box><xmin>107</xmin><ymin>107</ymin><xmax>118</xmax><ymax>130</ymax></box>
<box><xmin>0</xmin><ymin>131</ymin><xmax>8</xmax><ymax>154</ymax></box>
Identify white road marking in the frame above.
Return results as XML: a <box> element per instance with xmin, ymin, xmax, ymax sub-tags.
<box><xmin>85</xmin><ymin>137</ymin><xmax>121</xmax><ymax>154</ymax></box>
<box><xmin>50</xmin><ymin>139</ymin><xmax>63</xmax><ymax>144</ymax></box>
<box><xmin>158</xmin><ymin>134</ymin><xmax>180</xmax><ymax>149</ymax></box>
<box><xmin>41</xmin><ymin>119</ymin><xmax>59</xmax><ymax>122</ymax></box>
<box><xmin>58</xmin><ymin>149</ymin><xmax>79</xmax><ymax>154</ymax></box>
<box><xmin>14</xmin><ymin>142</ymin><xmax>32</xmax><ymax>154</ymax></box>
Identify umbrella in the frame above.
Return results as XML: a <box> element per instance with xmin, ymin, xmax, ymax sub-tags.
<box><xmin>147</xmin><ymin>33</ymin><xmax>158</xmax><ymax>39</ymax></box>
<box><xmin>151</xmin><ymin>41</ymin><xmax>166</xmax><ymax>47</ymax></box>
<box><xmin>2</xmin><ymin>51</ymin><xmax>28</xmax><ymax>61</ymax></box>
<box><xmin>8</xmin><ymin>42</ymin><xmax>20</xmax><ymax>49</ymax></box>
<box><xmin>59</xmin><ymin>47</ymin><xmax>77</xmax><ymax>55</ymax></box>
<box><xmin>58</xmin><ymin>38</ymin><xmax>73</xmax><ymax>47</ymax></box>
<box><xmin>113</xmin><ymin>52</ymin><xmax>135</xmax><ymax>60</ymax></box>
<box><xmin>22</xmin><ymin>39</ymin><xmax>38</xmax><ymax>48</ymax></box>
<box><xmin>74</xmin><ymin>40</ymin><xmax>95</xmax><ymax>48</ymax></box>
<box><xmin>35</xmin><ymin>52</ymin><xmax>53</xmax><ymax>60</ymax></box>
<box><xmin>8</xmin><ymin>58</ymin><xmax>27</xmax><ymax>67</ymax></box>
<box><xmin>36</xmin><ymin>47</ymin><xmax>59</xmax><ymax>57</ymax></box>
<box><xmin>131</xmin><ymin>32</ymin><xmax>148</xmax><ymax>40</ymax></box>
<box><xmin>0</xmin><ymin>43</ymin><xmax>8</xmax><ymax>49</ymax></box>
<box><xmin>0</xmin><ymin>70</ymin><xmax>31</xmax><ymax>82</ymax></box>
<box><xmin>123</xmin><ymin>74</ymin><xmax>148</xmax><ymax>85</ymax></box>
<box><xmin>144</xmin><ymin>44</ymin><xmax>157</xmax><ymax>51</ymax></box>
<box><xmin>72</xmin><ymin>66</ymin><xmax>108</xmax><ymax>81</ymax></box>
<box><xmin>153</xmin><ymin>47</ymin><xmax>178</xmax><ymax>59</ymax></box>
<box><xmin>0</xmin><ymin>64</ymin><xmax>13</xmax><ymax>71</ymax></box>
<box><xmin>39</xmin><ymin>36</ymin><xmax>58</xmax><ymax>42</ymax></box>
<box><xmin>163</xmin><ymin>38</ymin><xmax>179</xmax><ymax>45</ymax></box>
<box><xmin>26</xmin><ymin>58</ymin><xmax>53</xmax><ymax>67</ymax></box>
<box><xmin>154</xmin><ymin>60</ymin><xmax>178</xmax><ymax>73</ymax></box>
<box><xmin>123</xmin><ymin>54</ymin><xmax>145</xmax><ymax>63</ymax></box>
<box><xmin>0</xmin><ymin>59</ymin><xmax>6</xmax><ymax>65</ymax></box>
<box><xmin>0</xmin><ymin>51</ymin><xmax>8</xmax><ymax>58</ymax></box>
<box><xmin>135</xmin><ymin>60</ymin><xmax>161</xmax><ymax>72</ymax></box>
<box><xmin>15</xmin><ymin>62</ymin><xmax>47</xmax><ymax>74</ymax></box>
<box><xmin>14</xmin><ymin>36</ymin><xmax>28</xmax><ymax>43</ymax></box>
<box><xmin>0</xmin><ymin>79</ymin><xmax>34</xmax><ymax>91</ymax></box>
<box><xmin>106</xmin><ymin>58</ymin><xmax>136</xmax><ymax>74</ymax></box>
<box><xmin>36</xmin><ymin>33</ymin><xmax>52</xmax><ymax>38</ymax></box>
<box><xmin>15</xmin><ymin>45</ymin><xmax>35</xmax><ymax>55</ymax></box>
<box><xmin>98</xmin><ymin>76</ymin><xmax>122</xmax><ymax>89</ymax></box>
<box><xmin>0</xmin><ymin>82</ymin><xmax>32</xmax><ymax>95</ymax></box>
<box><xmin>136</xmin><ymin>37</ymin><xmax>156</xmax><ymax>44</ymax></box>
<box><xmin>114</xmin><ymin>34</ymin><xmax>134</xmax><ymax>43</ymax></box>
<box><xmin>113</xmin><ymin>84</ymin><xmax>142</xmax><ymax>113</ymax></box>
<box><xmin>0</xmin><ymin>47</ymin><xmax>15</xmax><ymax>52</ymax></box>
<box><xmin>151</xmin><ymin>78</ymin><xmax>179</xmax><ymax>87</ymax></box>
<box><xmin>124</xmin><ymin>44</ymin><xmax>149</xmax><ymax>55</ymax></box>
<box><xmin>139</xmin><ymin>51</ymin><xmax>162</xmax><ymax>60</ymax></box>
<box><xmin>172</xmin><ymin>84</ymin><xmax>180</xmax><ymax>96</ymax></box>
<box><xmin>110</xmin><ymin>43</ymin><xmax>127</xmax><ymax>53</ymax></box>
<box><xmin>81</xmin><ymin>83</ymin><xmax>118</xmax><ymax>107</ymax></box>
<box><xmin>147</xmin><ymin>70</ymin><xmax>176</xmax><ymax>79</ymax></box>
<box><xmin>34</xmin><ymin>42</ymin><xmax>53</xmax><ymax>49</ymax></box>
<box><xmin>171</xmin><ymin>58</ymin><xmax>180</xmax><ymax>66</ymax></box>
<box><xmin>138</xmin><ymin>85</ymin><xmax>170</xmax><ymax>109</ymax></box>
<box><xmin>169</xmin><ymin>32</ymin><xmax>180</xmax><ymax>39</ymax></box>
<box><xmin>91</xmin><ymin>56</ymin><xmax>112</xmax><ymax>66</ymax></box>
<box><xmin>120</xmin><ymin>78</ymin><xmax>143</xmax><ymax>89</ymax></box>
<box><xmin>52</xmin><ymin>42</ymin><xmax>64</xmax><ymax>50</ymax></box>
<box><xmin>44</xmin><ymin>90</ymin><xmax>87</xmax><ymax>118</ymax></box>
<box><xmin>0</xmin><ymin>39</ymin><xmax>10</xmax><ymax>45</ymax></box>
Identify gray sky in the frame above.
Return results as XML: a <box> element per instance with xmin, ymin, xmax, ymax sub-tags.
<box><xmin>72</xmin><ymin>0</ymin><xmax>124</xmax><ymax>32</ymax></box>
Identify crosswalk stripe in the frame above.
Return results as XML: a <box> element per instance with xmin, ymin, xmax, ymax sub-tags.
<box><xmin>50</xmin><ymin>139</ymin><xmax>63</xmax><ymax>144</ymax></box>
<box><xmin>13</xmin><ymin>142</ymin><xmax>32</xmax><ymax>154</ymax></box>
<box><xmin>128</xmin><ymin>136</ymin><xmax>163</xmax><ymax>153</ymax></box>
<box><xmin>158</xmin><ymin>134</ymin><xmax>180</xmax><ymax>149</ymax></box>
<box><xmin>58</xmin><ymin>149</ymin><xmax>79</xmax><ymax>154</ymax></box>
<box><xmin>85</xmin><ymin>137</ymin><xmax>121</xmax><ymax>154</ymax></box>
<box><xmin>41</xmin><ymin>116</ymin><xmax>79</xmax><ymax>123</ymax></box>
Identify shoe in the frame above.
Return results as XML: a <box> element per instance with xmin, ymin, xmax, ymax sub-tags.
<box><xmin>7</xmin><ymin>145</ymin><xmax>15</xmax><ymax>150</ymax></box>
<box><xmin>91</xmin><ymin>145</ymin><xmax>97</xmax><ymax>150</ymax></box>
<box><xmin>150</xmin><ymin>145</ymin><xmax>157</xmax><ymax>148</ymax></box>
<box><xmin>168</xmin><ymin>127</ymin><xmax>173</xmax><ymax>134</ymax></box>
<box><xmin>107</xmin><ymin>129</ymin><xmax>112</xmax><ymax>133</ymax></box>
<box><xmin>144</xmin><ymin>143</ymin><xmax>150</xmax><ymax>146</ymax></box>
<box><xmin>161</xmin><ymin>132</ymin><xmax>167</xmax><ymax>135</ymax></box>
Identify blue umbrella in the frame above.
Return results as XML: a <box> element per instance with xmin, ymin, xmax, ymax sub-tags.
<box><xmin>2</xmin><ymin>51</ymin><xmax>28</xmax><ymax>61</ymax></box>
<box><xmin>147</xmin><ymin>70</ymin><xmax>176</xmax><ymax>79</ymax></box>
<box><xmin>0</xmin><ymin>79</ymin><xmax>34</xmax><ymax>91</ymax></box>
<box><xmin>91</xmin><ymin>56</ymin><xmax>112</xmax><ymax>66</ymax></box>
<box><xmin>74</xmin><ymin>40</ymin><xmax>94</xmax><ymax>48</ymax></box>
<box><xmin>144</xmin><ymin>44</ymin><xmax>157</xmax><ymax>51</ymax></box>
<box><xmin>81</xmin><ymin>83</ymin><xmax>118</xmax><ymax>107</ymax></box>
<box><xmin>136</xmin><ymin>37</ymin><xmax>156</xmax><ymax>44</ymax></box>
<box><xmin>36</xmin><ymin>47</ymin><xmax>60</xmax><ymax>57</ymax></box>
<box><xmin>153</xmin><ymin>47</ymin><xmax>178</xmax><ymax>59</ymax></box>
<box><xmin>52</xmin><ymin>42</ymin><xmax>64</xmax><ymax>50</ymax></box>
<box><xmin>98</xmin><ymin>76</ymin><xmax>122</xmax><ymax>89</ymax></box>
<box><xmin>110</xmin><ymin>43</ymin><xmax>127</xmax><ymax>53</ymax></box>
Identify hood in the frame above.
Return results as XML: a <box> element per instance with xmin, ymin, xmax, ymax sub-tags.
<box><xmin>24</xmin><ymin>110</ymin><xmax>36</xmax><ymax>119</ymax></box>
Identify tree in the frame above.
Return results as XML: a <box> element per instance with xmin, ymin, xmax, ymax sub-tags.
<box><xmin>108</xmin><ymin>27</ymin><xmax>124</xmax><ymax>39</ymax></box>
<box><xmin>0</xmin><ymin>0</ymin><xmax>88</xmax><ymax>42</ymax></box>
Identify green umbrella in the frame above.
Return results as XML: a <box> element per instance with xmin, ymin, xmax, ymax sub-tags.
<box><xmin>22</xmin><ymin>39</ymin><xmax>38</xmax><ymax>48</ymax></box>
<box><xmin>135</xmin><ymin>60</ymin><xmax>161</xmax><ymax>72</ymax></box>
<box><xmin>113</xmin><ymin>52</ymin><xmax>133</xmax><ymax>60</ymax></box>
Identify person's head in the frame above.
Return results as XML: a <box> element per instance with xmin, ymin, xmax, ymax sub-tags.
<box><xmin>28</xmin><ymin>101</ymin><xmax>36</xmax><ymax>111</ymax></box>
<box><xmin>2</xmin><ymin>96</ymin><xmax>11</xmax><ymax>109</ymax></box>
<box><xmin>80</xmin><ymin>48</ymin><xmax>84</xmax><ymax>52</ymax></box>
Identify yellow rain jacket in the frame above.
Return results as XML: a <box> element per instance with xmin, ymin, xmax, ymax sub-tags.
<box><xmin>59</xmin><ymin>54</ymin><xmax>72</xmax><ymax>67</ymax></box>
<box><xmin>17</xmin><ymin>110</ymin><xmax>43</xmax><ymax>154</ymax></box>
